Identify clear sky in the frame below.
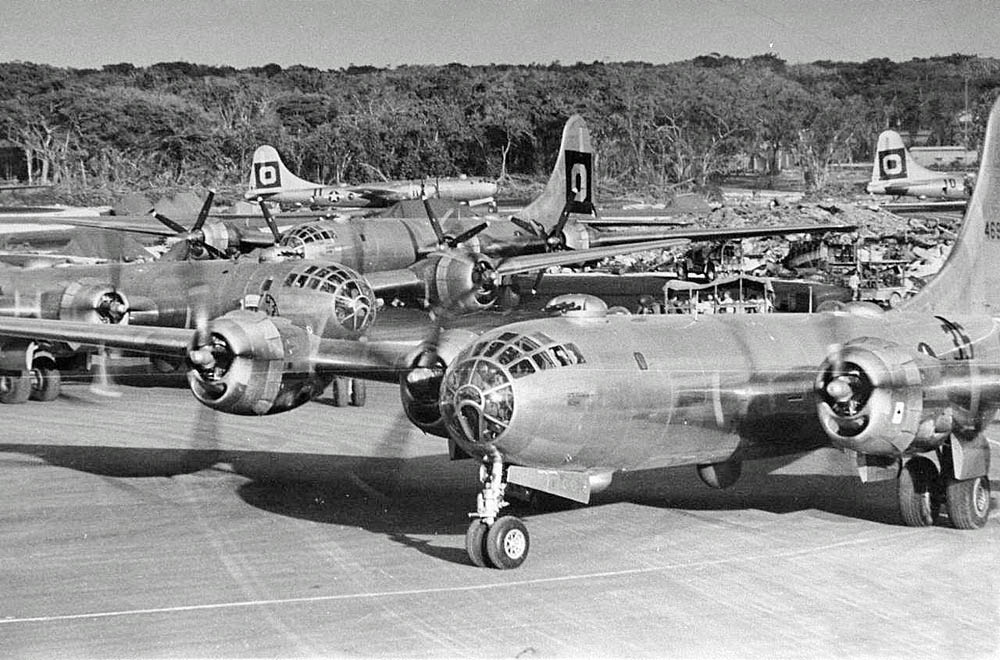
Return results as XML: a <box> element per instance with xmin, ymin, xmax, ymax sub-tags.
<box><xmin>3</xmin><ymin>0</ymin><xmax>999</xmax><ymax>69</ymax></box>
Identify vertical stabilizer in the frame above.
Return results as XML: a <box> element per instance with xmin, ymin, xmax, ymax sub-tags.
<box><xmin>869</xmin><ymin>130</ymin><xmax>939</xmax><ymax>190</ymax></box>
<box><xmin>517</xmin><ymin>116</ymin><xmax>594</xmax><ymax>228</ymax></box>
<box><xmin>246</xmin><ymin>145</ymin><xmax>320</xmax><ymax>198</ymax></box>
<box><xmin>902</xmin><ymin>97</ymin><xmax>1000</xmax><ymax>315</ymax></box>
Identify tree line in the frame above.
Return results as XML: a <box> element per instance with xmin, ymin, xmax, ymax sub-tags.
<box><xmin>1</xmin><ymin>53</ymin><xmax>998</xmax><ymax>201</ymax></box>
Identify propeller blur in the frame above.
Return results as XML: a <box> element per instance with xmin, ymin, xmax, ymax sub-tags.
<box><xmin>7</xmin><ymin>98</ymin><xmax>1000</xmax><ymax>569</ymax></box>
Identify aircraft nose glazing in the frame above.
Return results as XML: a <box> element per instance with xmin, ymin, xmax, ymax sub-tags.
<box><xmin>441</xmin><ymin>358</ymin><xmax>514</xmax><ymax>445</ymax></box>
<box><xmin>333</xmin><ymin>280</ymin><xmax>373</xmax><ymax>331</ymax></box>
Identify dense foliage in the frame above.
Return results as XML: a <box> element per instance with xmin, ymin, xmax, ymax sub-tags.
<box><xmin>1</xmin><ymin>54</ymin><xmax>998</xmax><ymax>199</ymax></box>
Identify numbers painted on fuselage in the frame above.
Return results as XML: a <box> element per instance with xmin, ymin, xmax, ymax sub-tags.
<box><xmin>984</xmin><ymin>220</ymin><xmax>1000</xmax><ymax>240</ymax></box>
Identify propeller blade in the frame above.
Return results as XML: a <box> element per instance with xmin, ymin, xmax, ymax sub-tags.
<box><xmin>190</xmin><ymin>190</ymin><xmax>215</xmax><ymax>233</ymax></box>
<box><xmin>201</xmin><ymin>241</ymin><xmax>228</xmax><ymax>260</ymax></box>
<box><xmin>257</xmin><ymin>199</ymin><xmax>282</xmax><ymax>244</ymax></box>
<box><xmin>511</xmin><ymin>216</ymin><xmax>544</xmax><ymax>237</ymax></box>
<box><xmin>88</xmin><ymin>348</ymin><xmax>122</xmax><ymax>398</ymax></box>
<box><xmin>449</xmin><ymin>223</ymin><xmax>489</xmax><ymax>247</ymax></box>
<box><xmin>529</xmin><ymin>269</ymin><xmax>546</xmax><ymax>295</ymax></box>
<box><xmin>152</xmin><ymin>212</ymin><xmax>188</xmax><ymax>235</ymax></box>
<box><xmin>545</xmin><ymin>202</ymin><xmax>575</xmax><ymax>249</ymax></box>
<box><xmin>423</xmin><ymin>197</ymin><xmax>447</xmax><ymax>246</ymax></box>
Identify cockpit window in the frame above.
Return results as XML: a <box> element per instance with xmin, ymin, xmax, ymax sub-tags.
<box><xmin>466</xmin><ymin>331</ymin><xmax>586</xmax><ymax>371</ymax></box>
<box><xmin>509</xmin><ymin>359</ymin><xmax>535</xmax><ymax>379</ymax></box>
<box><xmin>280</xmin><ymin>224</ymin><xmax>338</xmax><ymax>254</ymax></box>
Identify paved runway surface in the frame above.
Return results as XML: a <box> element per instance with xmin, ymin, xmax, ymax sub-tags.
<box><xmin>1</xmin><ymin>378</ymin><xmax>998</xmax><ymax>658</ymax></box>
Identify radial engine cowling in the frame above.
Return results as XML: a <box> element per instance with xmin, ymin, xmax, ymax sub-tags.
<box><xmin>815</xmin><ymin>337</ymin><xmax>953</xmax><ymax>456</ymax></box>
<box><xmin>188</xmin><ymin>310</ymin><xmax>325</xmax><ymax>416</ymax></box>
<box><xmin>413</xmin><ymin>252</ymin><xmax>499</xmax><ymax>312</ymax></box>
<box><xmin>51</xmin><ymin>279</ymin><xmax>129</xmax><ymax>324</ymax></box>
<box><xmin>399</xmin><ymin>328</ymin><xmax>478</xmax><ymax>436</ymax></box>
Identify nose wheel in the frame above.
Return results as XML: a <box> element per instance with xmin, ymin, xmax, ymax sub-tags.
<box><xmin>466</xmin><ymin>449</ymin><xmax>530</xmax><ymax>569</ymax></box>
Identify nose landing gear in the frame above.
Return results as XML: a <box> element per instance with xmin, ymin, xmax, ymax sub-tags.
<box><xmin>465</xmin><ymin>448</ymin><xmax>530</xmax><ymax>569</ymax></box>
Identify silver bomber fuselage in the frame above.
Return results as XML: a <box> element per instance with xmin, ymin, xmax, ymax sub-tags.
<box><xmin>444</xmin><ymin>311</ymin><xmax>1000</xmax><ymax>472</ymax></box>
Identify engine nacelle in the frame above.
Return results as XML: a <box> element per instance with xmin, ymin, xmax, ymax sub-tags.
<box><xmin>0</xmin><ymin>279</ymin><xmax>130</xmax><ymax>324</ymax></box>
<box><xmin>400</xmin><ymin>328</ymin><xmax>478</xmax><ymax>436</ymax></box>
<box><xmin>188</xmin><ymin>310</ymin><xmax>325</xmax><ymax>416</ymax></box>
<box><xmin>198</xmin><ymin>222</ymin><xmax>237</xmax><ymax>257</ymax></box>
<box><xmin>411</xmin><ymin>252</ymin><xmax>499</xmax><ymax>312</ymax></box>
<box><xmin>816</xmin><ymin>337</ymin><xmax>954</xmax><ymax>456</ymax></box>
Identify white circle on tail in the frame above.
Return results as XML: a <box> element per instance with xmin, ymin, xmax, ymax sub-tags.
<box><xmin>255</xmin><ymin>162</ymin><xmax>281</xmax><ymax>188</ymax></box>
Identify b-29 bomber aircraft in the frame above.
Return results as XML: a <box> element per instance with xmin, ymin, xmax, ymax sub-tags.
<box><xmin>10</xmin><ymin>104</ymin><xmax>1000</xmax><ymax>569</ymax></box>
<box><xmin>245</xmin><ymin>144</ymin><xmax>500</xmax><ymax>210</ymax></box>
<box><xmin>867</xmin><ymin>129</ymin><xmax>973</xmax><ymax>201</ymax></box>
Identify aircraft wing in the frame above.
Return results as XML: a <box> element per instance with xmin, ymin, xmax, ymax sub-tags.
<box><xmin>309</xmin><ymin>337</ymin><xmax>418</xmax><ymax>383</ymax></box>
<box><xmin>343</xmin><ymin>185</ymin><xmax>410</xmax><ymax>205</ymax></box>
<box><xmin>585</xmin><ymin>221</ymin><xmax>857</xmax><ymax>247</ymax></box>
<box><xmin>0</xmin><ymin>214</ymin><xmax>178</xmax><ymax>237</ymax></box>
<box><xmin>364</xmin><ymin>268</ymin><xmax>427</xmax><ymax>293</ymax></box>
<box><xmin>0</xmin><ymin>252</ymin><xmax>108</xmax><ymax>268</ymax></box>
<box><xmin>0</xmin><ymin>316</ymin><xmax>193</xmax><ymax>357</ymax></box>
<box><xmin>494</xmin><ymin>238</ymin><xmax>690</xmax><ymax>277</ymax></box>
<box><xmin>0</xmin><ymin>314</ymin><xmax>421</xmax><ymax>385</ymax></box>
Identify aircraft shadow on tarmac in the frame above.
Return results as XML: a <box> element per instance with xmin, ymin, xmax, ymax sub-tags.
<box><xmin>0</xmin><ymin>436</ymin><xmax>917</xmax><ymax>566</ymax></box>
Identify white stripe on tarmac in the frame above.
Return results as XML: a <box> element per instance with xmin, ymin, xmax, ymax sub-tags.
<box><xmin>1</xmin><ymin>529</ymin><xmax>923</xmax><ymax>626</ymax></box>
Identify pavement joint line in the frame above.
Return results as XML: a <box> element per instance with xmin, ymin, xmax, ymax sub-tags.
<box><xmin>1</xmin><ymin>528</ymin><xmax>924</xmax><ymax>626</ymax></box>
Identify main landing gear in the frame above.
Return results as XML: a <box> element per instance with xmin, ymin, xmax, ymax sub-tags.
<box><xmin>0</xmin><ymin>357</ymin><xmax>61</xmax><ymax>404</ymax></box>
<box><xmin>897</xmin><ymin>453</ymin><xmax>991</xmax><ymax>529</ymax></box>
<box><xmin>329</xmin><ymin>377</ymin><xmax>367</xmax><ymax>407</ymax></box>
<box><xmin>465</xmin><ymin>449</ymin><xmax>530</xmax><ymax>569</ymax></box>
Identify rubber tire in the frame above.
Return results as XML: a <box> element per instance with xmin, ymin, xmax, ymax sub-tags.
<box><xmin>898</xmin><ymin>456</ymin><xmax>940</xmax><ymax>527</ymax></box>
<box><xmin>349</xmin><ymin>379</ymin><xmax>367</xmax><ymax>407</ymax></box>
<box><xmin>888</xmin><ymin>292</ymin><xmax>902</xmax><ymax>309</ymax></box>
<box><xmin>331</xmin><ymin>377</ymin><xmax>351</xmax><ymax>407</ymax></box>
<box><xmin>485</xmin><ymin>516</ymin><xmax>530</xmax><ymax>570</ymax></box>
<box><xmin>29</xmin><ymin>365</ymin><xmax>61</xmax><ymax>402</ymax></box>
<box><xmin>945</xmin><ymin>475</ymin><xmax>991</xmax><ymax>529</ymax></box>
<box><xmin>465</xmin><ymin>519</ymin><xmax>491</xmax><ymax>568</ymax></box>
<box><xmin>0</xmin><ymin>371</ymin><xmax>32</xmax><ymax>404</ymax></box>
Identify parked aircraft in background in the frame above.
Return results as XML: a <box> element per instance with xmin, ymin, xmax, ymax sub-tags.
<box><xmin>867</xmin><ymin>129</ymin><xmax>973</xmax><ymax>200</ymax></box>
<box><xmin>40</xmin><ymin>115</ymin><xmax>854</xmax><ymax>315</ymax></box>
<box><xmin>245</xmin><ymin>145</ymin><xmax>499</xmax><ymax>209</ymax></box>
<box><xmin>0</xmin><ymin>202</ymin><xmax>692</xmax><ymax>405</ymax></box>
<box><xmin>6</xmin><ymin>98</ymin><xmax>1000</xmax><ymax>570</ymax></box>
<box><xmin>273</xmin><ymin>115</ymin><xmax>855</xmax><ymax>302</ymax></box>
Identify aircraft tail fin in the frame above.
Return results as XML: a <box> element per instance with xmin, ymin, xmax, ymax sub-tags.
<box><xmin>869</xmin><ymin>130</ymin><xmax>939</xmax><ymax>190</ymax></box>
<box><xmin>246</xmin><ymin>145</ymin><xmax>319</xmax><ymax>199</ymax></box>
<box><xmin>902</xmin><ymin>97</ymin><xmax>1000</xmax><ymax>316</ymax></box>
<box><xmin>516</xmin><ymin>115</ymin><xmax>595</xmax><ymax>229</ymax></box>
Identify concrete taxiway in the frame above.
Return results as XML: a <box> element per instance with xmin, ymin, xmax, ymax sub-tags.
<box><xmin>1</xmin><ymin>379</ymin><xmax>998</xmax><ymax>657</ymax></box>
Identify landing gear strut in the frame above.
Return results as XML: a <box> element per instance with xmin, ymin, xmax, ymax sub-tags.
<box><xmin>465</xmin><ymin>448</ymin><xmax>530</xmax><ymax>569</ymax></box>
<box><xmin>330</xmin><ymin>377</ymin><xmax>367</xmax><ymax>407</ymax></box>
